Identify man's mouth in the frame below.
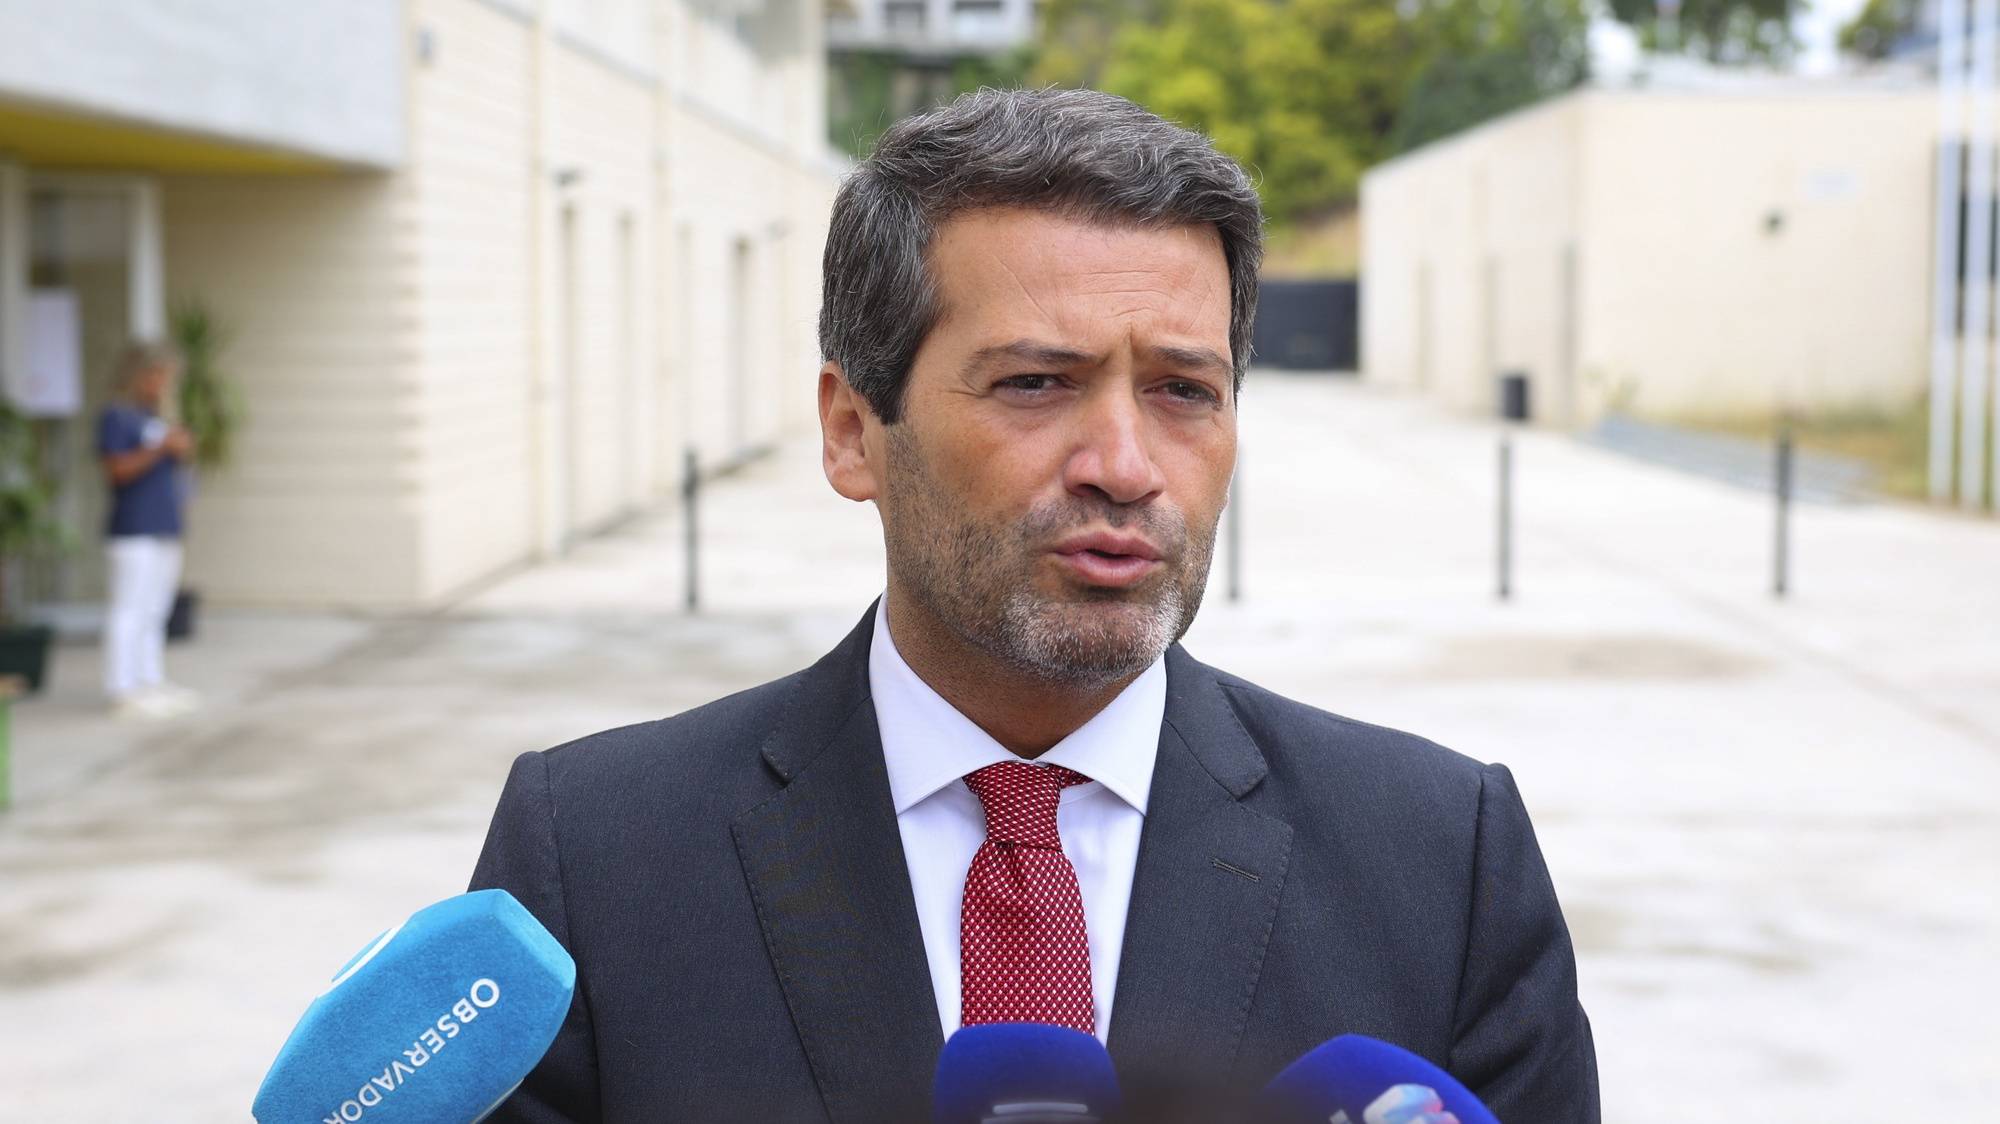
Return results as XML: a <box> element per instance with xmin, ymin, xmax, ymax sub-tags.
<box><xmin>1052</xmin><ymin>531</ymin><xmax>1164</xmax><ymax>561</ymax></box>
<box><xmin>1050</xmin><ymin>531</ymin><xmax>1166</xmax><ymax>588</ymax></box>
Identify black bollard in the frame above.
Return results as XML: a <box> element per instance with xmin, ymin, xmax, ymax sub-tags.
<box><xmin>1774</xmin><ymin>429</ymin><xmax>1793</xmax><ymax>599</ymax></box>
<box><xmin>683</xmin><ymin>448</ymin><xmax>700</xmax><ymax>613</ymax></box>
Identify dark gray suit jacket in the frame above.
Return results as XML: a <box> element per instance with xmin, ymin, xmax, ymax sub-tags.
<box><xmin>470</xmin><ymin>605</ymin><xmax>1599</xmax><ymax>1122</ymax></box>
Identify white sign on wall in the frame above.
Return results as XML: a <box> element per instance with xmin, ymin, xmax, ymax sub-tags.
<box><xmin>17</xmin><ymin>288</ymin><xmax>84</xmax><ymax>418</ymax></box>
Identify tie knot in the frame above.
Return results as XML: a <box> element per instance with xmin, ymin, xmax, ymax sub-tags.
<box><xmin>963</xmin><ymin>761</ymin><xmax>1091</xmax><ymax>849</ymax></box>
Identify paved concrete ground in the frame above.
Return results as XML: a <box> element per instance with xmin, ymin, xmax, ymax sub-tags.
<box><xmin>1</xmin><ymin>373</ymin><xmax>1995</xmax><ymax>1120</ymax></box>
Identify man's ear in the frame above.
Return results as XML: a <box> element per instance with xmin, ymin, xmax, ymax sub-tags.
<box><xmin>819</xmin><ymin>363</ymin><xmax>881</xmax><ymax>503</ymax></box>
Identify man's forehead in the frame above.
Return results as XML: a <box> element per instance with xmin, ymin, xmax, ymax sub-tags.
<box><xmin>929</xmin><ymin>206</ymin><xmax>1225</xmax><ymax>271</ymax></box>
<box><xmin>925</xmin><ymin>208</ymin><xmax>1231</xmax><ymax>338</ymax></box>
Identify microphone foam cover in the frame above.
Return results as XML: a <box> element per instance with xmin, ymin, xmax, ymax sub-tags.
<box><xmin>1259</xmin><ymin>1035</ymin><xmax>1499</xmax><ymax>1124</ymax></box>
<box><xmin>252</xmin><ymin>889</ymin><xmax>575</xmax><ymax>1124</ymax></box>
<box><xmin>932</xmin><ymin>1022</ymin><xmax>1123</xmax><ymax>1124</ymax></box>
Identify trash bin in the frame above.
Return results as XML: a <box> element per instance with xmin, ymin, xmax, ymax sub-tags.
<box><xmin>1498</xmin><ymin>372</ymin><xmax>1532</xmax><ymax>423</ymax></box>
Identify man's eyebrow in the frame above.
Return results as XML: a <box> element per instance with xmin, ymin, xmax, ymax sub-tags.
<box><xmin>1143</xmin><ymin>344</ymin><xmax>1233</xmax><ymax>376</ymax></box>
<box><xmin>959</xmin><ymin>340</ymin><xmax>1100</xmax><ymax>380</ymax></box>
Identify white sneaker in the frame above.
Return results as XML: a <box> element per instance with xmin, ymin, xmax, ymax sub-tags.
<box><xmin>142</xmin><ymin>683</ymin><xmax>200</xmax><ymax>715</ymax></box>
<box><xmin>153</xmin><ymin>682</ymin><xmax>201</xmax><ymax>708</ymax></box>
<box><xmin>111</xmin><ymin>691</ymin><xmax>180</xmax><ymax>720</ymax></box>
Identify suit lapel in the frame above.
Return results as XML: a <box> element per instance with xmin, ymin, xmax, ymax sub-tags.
<box><xmin>1106</xmin><ymin>645</ymin><xmax>1295</xmax><ymax>1090</ymax></box>
<box><xmin>731</xmin><ymin>605</ymin><xmax>943</xmax><ymax>1123</ymax></box>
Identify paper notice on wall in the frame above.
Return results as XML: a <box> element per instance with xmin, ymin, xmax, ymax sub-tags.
<box><xmin>14</xmin><ymin>288</ymin><xmax>83</xmax><ymax>418</ymax></box>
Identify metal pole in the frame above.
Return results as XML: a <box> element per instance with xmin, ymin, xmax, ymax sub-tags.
<box><xmin>1774</xmin><ymin>429</ymin><xmax>1793</xmax><ymax>599</ymax></box>
<box><xmin>682</xmin><ymin>447</ymin><xmax>699</xmax><ymax>613</ymax></box>
<box><xmin>1497</xmin><ymin>435</ymin><xmax>1513</xmax><ymax>601</ymax></box>
<box><xmin>1935</xmin><ymin>0</ymin><xmax>1971</xmax><ymax>502</ymax></box>
<box><xmin>1225</xmin><ymin>463</ymin><xmax>1241</xmax><ymax>603</ymax></box>
<box><xmin>1965</xmin><ymin>0</ymin><xmax>1998</xmax><ymax>509</ymax></box>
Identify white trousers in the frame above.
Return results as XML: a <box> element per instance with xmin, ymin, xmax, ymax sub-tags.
<box><xmin>104</xmin><ymin>536</ymin><xmax>182</xmax><ymax>700</ymax></box>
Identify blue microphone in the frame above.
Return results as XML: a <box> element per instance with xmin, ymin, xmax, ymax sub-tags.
<box><xmin>932</xmin><ymin>1023</ymin><xmax>1123</xmax><ymax>1124</ymax></box>
<box><xmin>252</xmin><ymin>889</ymin><xmax>575</xmax><ymax>1124</ymax></box>
<box><xmin>1258</xmin><ymin>1035</ymin><xmax>1499</xmax><ymax>1124</ymax></box>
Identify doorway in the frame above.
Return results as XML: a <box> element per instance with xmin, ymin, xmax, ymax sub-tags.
<box><xmin>0</xmin><ymin>170</ymin><xmax>164</xmax><ymax>614</ymax></box>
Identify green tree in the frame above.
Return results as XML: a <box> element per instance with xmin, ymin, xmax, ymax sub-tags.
<box><xmin>1036</xmin><ymin>0</ymin><xmax>1588</xmax><ymax>222</ymax></box>
<box><xmin>171</xmin><ymin>300</ymin><xmax>246</xmax><ymax>471</ymax></box>
<box><xmin>1077</xmin><ymin>0</ymin><xmax>1424</xmax><ymax>220</ymax></box>
<box><xmin>1392</xmin><ymin>0</ymin><xmax>1590</xmax><ymax>153</ymax></box>
<box><xmin>1605</xmin><ymin>0</ymin><xmax>1797</xmax><ymax>62</ymax></box>
<box><xmin>829</xmin><ymin>48</ymin><xmax>1036</xmax><ymax>159</ymax></box>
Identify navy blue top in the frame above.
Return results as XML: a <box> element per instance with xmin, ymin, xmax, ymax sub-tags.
<box><xmin>97</xmin><ymin>403</ymin><xmax>184</xmax><ymax>538</ymax></box>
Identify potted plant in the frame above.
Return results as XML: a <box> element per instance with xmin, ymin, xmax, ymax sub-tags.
<box><xmin>0</xmin><ymin>396</ymin><xmax>70</xmax><ymax>691</ymax></box>
<box><xmin>167</xmin><ymin>298</ymin><xmax>245</xmax><ymax>641</ymax></box>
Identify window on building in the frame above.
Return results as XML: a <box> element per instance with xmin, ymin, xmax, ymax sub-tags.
<box><xmin>950</xmin><ymin>0</ymin><xmax>1006</xmax><ymax>37</ymax></box>
<box><xmin>884</xmin><ymin>0</ymin><xmax>926</xmax><ymax>32</ymax></box>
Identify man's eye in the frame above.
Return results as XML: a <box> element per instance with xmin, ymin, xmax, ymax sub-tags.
<box><xmin>998</xmin><ymin>374</ymin><xmax>1057</xmax><ymax>392</ymax></box>
<box><xmin>1163</xmin><ymin>380</ymin><xmax>1220</xmax><ymax>404</ymax></box>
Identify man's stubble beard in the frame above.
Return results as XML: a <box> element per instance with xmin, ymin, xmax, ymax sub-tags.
<box><xmin>880</xmin><ymin>423</ymin><xmax>1219</xmax><ymax>689</ymax></box>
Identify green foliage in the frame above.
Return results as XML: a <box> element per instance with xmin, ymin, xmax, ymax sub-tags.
<box><xmin>1839</xmin><ymin>0</ymin><xmax>1919</xmax><ymax>59</ymax></box>
<box><xmin>1605</xmin><ymin>0</ymin><xmax>1796</xmax><ymax>62</ymax></box>
<box><xmin>1036</xmin><ymin>0</ymin><xmax>1588</xmax><ymax>222</ymax></box>
<box><xmin>829</xmin><ymin>48</ymin><xmax>1037</xmax><ymax>159</ymax></box>
<box><xmin>953</xmin><ymin>47</ymin><xmax>1037</xmax><ymax>96</ymax></box>
<box><xmin>1391</xmin><ymin>0</ymin><xmax>1589</xmax><ymax>153</ymax></box>
<box><xmin>829</xmin><ymin>51</ymin><xmax>904</xmax><ymax>159</ymax></box>
<box><xmin>1080</xmin><ymin>0</ymin><xmax>1415</xmax><ymax>221</ymax></box>
<box><xmin>0</xmin><ymin>399</ymin><xmax>70</xmax><ymax>622</ymax></box>
<box><xmin>1030</xmin><ymin>0</ymin><xmax>1156</xmax><ymax>88</ymax></box>
<box><xmin>171</xmin><ymin>299</ymin><xmax>245</xmax><ymax>471</ymax></box>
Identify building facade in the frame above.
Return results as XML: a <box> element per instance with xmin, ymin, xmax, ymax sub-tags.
<box><xmin>0</xmin><ymin>0</ymin><xmax>839</xmax><ymax>613</ymax></box>
<box><xmin>1360</xmin><ymin>81</ymin><xmax>1936</xmax><ymax>429</ymax></box>
<box><xmin>826</xmin><ymin>0</ymin><xmax>1035</xmax><ymax>54</ymax></box>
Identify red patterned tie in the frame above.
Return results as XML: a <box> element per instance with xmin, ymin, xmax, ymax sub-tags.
<box><xmin>959</xmin><ymin>760</ymin><xmax>1096</xmax><ymax>1035</ymax></box>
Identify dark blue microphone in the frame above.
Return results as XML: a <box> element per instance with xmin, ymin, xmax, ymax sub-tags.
<box><xmin>932</xmin><ymin>1022</ymin><xmax>1123</xmax><ymax>1124</ymax></box>
<box><xmin>252</xmin><ymin>889</ymin><xmax>575</xmax><ymax>1123</ymax></box>
<box><xmin>1258</xmin><ymin>1035</ymin><xmax>1499</xmax><ymax>1124</ymax></box>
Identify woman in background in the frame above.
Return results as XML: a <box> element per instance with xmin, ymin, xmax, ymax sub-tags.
<box><xmin>96</xmin><ymin>342</ymin><xmax>197</xmax><ymax>719</ymax></box>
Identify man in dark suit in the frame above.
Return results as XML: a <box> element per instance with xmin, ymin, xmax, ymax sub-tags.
<box><xmin>472</xmin><ymin>88</ymin><xmax>1598</xmax><ymax>1122</ymax></box>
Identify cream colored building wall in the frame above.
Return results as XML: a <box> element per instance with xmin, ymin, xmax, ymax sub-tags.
<box><xmin>659</xmin><ymin>0</ymin><xmax>836</xmax><ymax>470</ymax></box>
<box><xmin>1576</xmin><ymin>89</ymin><xmax>1934</xmax><ymax>419</ymax></box>
<box><xmin>666</xmin><ymin>106</ymin><xmax>795</xmax><ymax>465</ymax></box>
<box><xmin>151</xmin><ymin>0</ymin><xmax>835</xmax><ymax>610</ymax></box>
<box><xmin>541</xmin><ymin>42</ymin><xmax>661</xmax><ymax>539</ymax></box>
<box><xmin>1360</xmin><ymin>98</ymin><xmax>1583</xmax><ymax>419</ymax></box>
<box><xmin>1363</xmin><ymin>86</ymin><xmax>1936</xmax><ymax>427</ymax></box>
<box><xmin>159</xmin><ymin>174</ymin><xmax>425</xmax><ymax>608</ymax></box>
<box><xmin>404</xmin><ymin>0</ymin><xmax>538</xmax><ymax>603</ymax></box>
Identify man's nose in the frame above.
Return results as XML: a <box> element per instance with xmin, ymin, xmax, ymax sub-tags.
<box><xmin>1064</xmin><ymin>390</ymin><xmax>1167</xmax><ymax>506</ymax></box>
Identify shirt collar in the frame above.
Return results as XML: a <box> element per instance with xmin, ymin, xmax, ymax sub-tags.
<box><xmin>869</xmin><ymin>598</ymin><xmax>1163</xmax><ymax>817</ymax></box>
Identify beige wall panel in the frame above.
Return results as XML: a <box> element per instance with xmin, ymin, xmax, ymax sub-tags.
<box><xmin>545</xmin><ymin>46</ymin><xmax>659</xmax><ymax>536</ymax></box>
<box><xmin>1482</xmin><ymin>105</ymin><xmax>1582</xmax><ymax>425</ymax></box>
<box><xmin>783</xmin><ymin>161</ymin><xmax>838</xmax><ymax>435</ymax></box>
<box><xmin>666</xmin><ymin>104</ymin><xmax>804</xmax><ymax>466</ymax></box>
<box><xmin>1365</xmin><ymin>88</ymin><xmax>1934</xmax><ymax>427</ymax></box>
<box><xmin>405</xmin><ymin>0</ymin><xmax>538</xmax><ymax>602</ymax></box>
<box><xmin>1577</xmin><ymin>90</ymin><xmax>1934</xmax><ymax>419</ymax></box>
<box><xmin>1361</xmin><ymin>99</ymin><xmax>1583</xmax><ymax>420</ymax></box>
<box><xmin>160</xmin><ymin>173</ymin><xmax>423</xmax><ymax>607</ymax></box>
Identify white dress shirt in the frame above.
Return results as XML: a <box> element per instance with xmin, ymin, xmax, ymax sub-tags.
<box><xmin>868</xmin><ymin>600</ymin><xmax>1164</xmax><ymax>1044</ymax></box>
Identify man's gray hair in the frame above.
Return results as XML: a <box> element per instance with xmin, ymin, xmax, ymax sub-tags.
<box><xmin>820</xmin><ymin>87</ymin><xmax>1264</xmax><ymax>424</ymax></box>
